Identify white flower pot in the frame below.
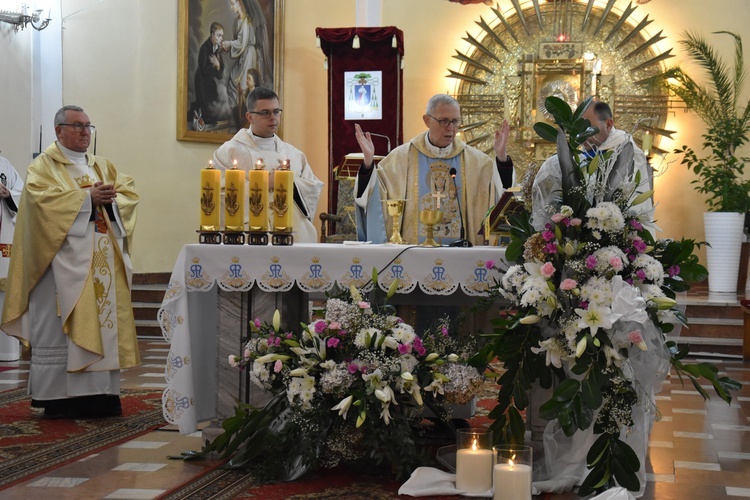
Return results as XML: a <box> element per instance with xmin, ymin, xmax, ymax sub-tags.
<box><xmin>704</xmin><ymin>212</ymin><xmax>746</xmax><ymax>293</ymax></box>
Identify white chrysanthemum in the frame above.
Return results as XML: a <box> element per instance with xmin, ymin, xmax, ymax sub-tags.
<box><xmin>390</xmin><ymin>323</ymin><xmax>416</xmax><ymax>344</ymax></box>
<box><xmin>637</xmin><ymin>283</ymin><xmax>666</xmax><ymax>300</ymax></box>
<box><xmin>632</xmin><ymin>254</ymin><xmax>665</xmax><ymax>286</ymax></box>
<box><xmin>585</xmin><ymin>202</ymin><xmax>625</xmax><ymax>233</ymax></box>
<box><xmin>250</xmin><ymin>362</ymin><xmax>271</xmax><ymax>389</ymax></box>
<box><xmin>399</xmin><ymin>354</ymin><xmax>419</xmax><ymax>374</ymax></box>
<box><xmin>287</xmin><ymin>375</ymin><xmax>316</xmax><ymax>410</ymax></box>
<box><xmin>591</xmin><ymin>246</ymin><xmax>628</xmax><ymax>274</ymax></box>
<box><xmin>502</xmin><ymin>265</ymin><xmax>528</xmax><ymax>293</ymax></box>
<box><xmin>580</xmin><ymin>275</ymin><xmax>614</xmax><ymax>307</ymax></box>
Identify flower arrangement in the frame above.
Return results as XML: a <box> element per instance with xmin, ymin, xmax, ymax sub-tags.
<box><xmin>476</xmin><ymin>96</ymin><xmax>742</xmax><ymax>496</ymax></box>
<box><xmin>201</xmin><ymin>283</ymin><xmax>485</xmax><ymax>480</ymax></box>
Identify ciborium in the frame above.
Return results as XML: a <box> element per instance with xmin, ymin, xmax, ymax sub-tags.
<box><xmin>386</xmin><ymin>199</ymin><xmax>407</xmax><ymax>244</ymax></box>
<box><xmin>419</xmin><ymin>209</ymin><xmax>443</xmax><ymax>247</ymax></box>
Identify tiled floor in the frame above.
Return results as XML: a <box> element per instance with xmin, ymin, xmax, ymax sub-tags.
<box><xmin>0</xmin><ymin>340</ymin><xmax>749</xmax><ymax>499</ymax></box>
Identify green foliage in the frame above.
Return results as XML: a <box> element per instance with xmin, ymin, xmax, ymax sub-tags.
<box><xmin>652</xmin><ymin>31</ymin><xmax>750</xmax><ymax>213</ymax></box>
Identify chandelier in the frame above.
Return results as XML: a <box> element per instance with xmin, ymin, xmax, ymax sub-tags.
<box><xmin>0</xmin><ymin>4</ymin><xmax>51</xmax><ymax>32</ymax></box>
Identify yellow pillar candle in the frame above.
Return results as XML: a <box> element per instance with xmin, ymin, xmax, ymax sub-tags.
<box><xmin>200</xmin><ymin>160</ymin><xmax>220</xmax><ymax>231</ymax></box>
<box><xmin>493</xmin><ymin>462</ymin><xmax>532</xmax><ymax>500</ymax></box>
<box><xmin>224</xmin><ymin>160</ymin><xmax>245</xmax><ymax>231</ymax></box>
<box><xmin>273</xmin><ymin>159</ymin><xmax>293</xmax><ymax>232</ymax></box>
<box><xmin>249</xmin><ymin>158</ymin><xmax>269</xmax><ymax>231</ymax></box>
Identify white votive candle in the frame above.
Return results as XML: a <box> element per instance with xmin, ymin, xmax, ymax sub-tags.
<box><xmin>456</xmin><ymin>448</ymin><xmax>493</xmax><ymax>494</ymax></box>
<box><xmin>493</xmin><ymin>461</ymin><xmax>532</xmax><ymax>500</ymax></box>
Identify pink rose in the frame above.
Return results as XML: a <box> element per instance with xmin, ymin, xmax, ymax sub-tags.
<box><xmin>329</xmin><ymin>321</ymin><xmax>342</xmax><ymax>330</ymax></box>
<box><xmin>358</xmin><ymin>301</ymin><xmax>370</xmax><ymax>309</ymax></box>
<box><xmin>560</xmin><ymin>278</ymin><xmax>577</xmax><ymax>291</ymax></box>
<box><xmin>569</xmin><ymin>218</ymin><xmax>582</xmax><ymax>226</ymax></box>
<box><xmin>273</xmin><ymin>360</ymin><xmax>283</xmax><ymax>373</ymax></box>
<box><xmin>540</xmin><ymin>262</ymin><xmax>556</xmax><ymax>278</ymax></box>
<box><xmin>551</xmin><ymin>213</ymin><xmax>564</xmax><ymax>223</ymax></box>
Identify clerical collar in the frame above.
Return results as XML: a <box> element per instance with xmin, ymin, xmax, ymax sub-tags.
<box><xmin>57</xmin><ymin>142</ymin><xmax>88</xmax><ymax>166</ymax></box>
<box><xmin>249</xmin><ymin>129</ymin><xmax>277</xmax><ymax>152</ymax></box>
<box><xmin>425</xmin><ymin>135</ymin><xmax>454</xmax><ymax>158</ymax></box>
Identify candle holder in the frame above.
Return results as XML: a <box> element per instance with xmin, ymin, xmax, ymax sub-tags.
<box><xmin>247</xmin><ymin>231</ymin><xmax>269</xmax><ymax>245</ymax></box>
<box><xmin>222</xmin><ymin>231</ymin><xmax>246</xmax><ymax>245</ymax></box>
<box><xmin>455</xmin><ymin>429</ymin><xmax>493</xmax><ymax>494</ymax></box>
<box><xmin>386</xmin><ymin>199</ymin><xmax>407</xmax><ymax>244</ymax></box>
<box><xmin>419</xmin><ymin>209</ymin><xmax>443</xmax><ymax>247</ymax></box>
<box><xmin>271</xmin><ymin>231</ymin><xmax>293</xmax><ymax>246</ymax></box>
<box><xmin>197</xmin><ymin>230</ymin><xmax>221</xmax><ymax>244</ymax></box>
<box><xmin>492</xmin><ymin>445</ymin><xmax>532</xmax><ymax>500</ymax></box>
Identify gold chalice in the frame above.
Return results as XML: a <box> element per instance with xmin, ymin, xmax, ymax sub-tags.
<box><xmin>386</xmin><ymin>199</ymin><xmax>407</xmax><ymax>244</ymax></box>
<box><xmin>419</xmin><ymin>209</ymin><xmax>443</xmax><ymax>247</ymax></box>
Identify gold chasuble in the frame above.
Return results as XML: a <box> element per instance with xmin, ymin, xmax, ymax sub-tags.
<box><xmin>1</xmin><ymin>142</ymin><xmax>140</xmax><ymax>371</ymax></box>
<box><xmin>359</xmin><ymin>131</ymin><xmax>501</xmax><ymax>246</ymax></box>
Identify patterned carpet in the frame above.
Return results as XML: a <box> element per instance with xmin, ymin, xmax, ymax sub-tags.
<box><xmin>0</xmin><ymin>388</ymin><xmax>165</xmax><ymax>489</ymax></box>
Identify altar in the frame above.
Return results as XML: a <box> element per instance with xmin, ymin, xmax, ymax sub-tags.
<box><xmin>159</xmin><ymin>243</ymin><xmax>507</xmax><ymax>434</ymax></box>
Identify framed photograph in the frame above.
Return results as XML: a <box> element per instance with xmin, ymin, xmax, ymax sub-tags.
<box><xmin>177</xmin><ymin>0</ymin><xmax>285</xmax><ymax>143</ymax></box>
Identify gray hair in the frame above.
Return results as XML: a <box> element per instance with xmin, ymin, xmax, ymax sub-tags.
<box><xmin>426</xmin><ymin>94</ymin><xmax>459</xmax><ymax>115</ymax></box>
<box><xmin>54</xmin><ymin>105</ymin><xmax>84</xmax><ymax>127</ymax></box>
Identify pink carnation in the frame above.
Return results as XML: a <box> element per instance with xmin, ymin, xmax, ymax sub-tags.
<box><xmin>540</xmin><ymin>262</ymin><xmax>556</xmax><ymax>278</ymax></box>
<box><xmin>398</xmin><ymin>343</ymin><xmax>412</xmax><ymax>354</ymax></box>
<box><xmin>485</xmin><ymin>260</ymin><xmax>496</xmax><ymax>270</ymax></box>
<box><xmin>586</xmin><ymin>255</ymin><xmax>598</xmax><ymax>270</ymax></box>
<box><xmin>560</xmin><ymin>278</ymin><xmax>577</xmax><ymax>291</ymax></box>
<box><xmin>551</xmin><ymin>213</ymin><xmax>564</xmax><ymax>223</ymax></box>
<box><xmin>627</xmin><ymin>330</ymin><xmax>644</xmax><ymax>344</ymax></box>
<box><xmin>569</xmin><ymin>218</ymin><xmax>582</xmax><ymax>226</ymax></box>
<box><xmin>314</xmin><ymin>320</ymin><xmax>327</xmax><ymax>334</ymax></box>
<box><xmin>328</xmin><ymin>321</ymin><xmax>342</xmax><ymax>330</ymax></box>
<box><xmin>327</xmin><ymin>337</ymin><xmax>340</xmax><ymax>348</ymax></box>
<box><xmin>358</xmin><ymin>301</ymin><xmax>370</xmax><ymax>309</ymax></box>
<box><xmin>273</xmin><ymin>360</ymin><xmax>283</xmax><ymax>373</ymax></box>
<box><xmin>609</xmin><ymin>257</ymin><xmax>623</xmax><ymax>271</ymax></box>
<box><xmin>253</xmin><ymin>318</ymin><xmax>262</xmax><ymax>328</ymax></box>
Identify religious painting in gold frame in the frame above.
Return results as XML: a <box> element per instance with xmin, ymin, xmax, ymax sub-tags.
<box><xmin>177</xmin><ymin>0</ymin><xmax>285</xmax><ymax>144</ymax></box>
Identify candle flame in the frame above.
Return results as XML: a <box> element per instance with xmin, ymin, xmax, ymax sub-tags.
<box><xmin>471</xmin><ymin>437</ymin><xmax>478</xmax><ymax>451</ymax></box>
<box><xmin>208</xmin><ymin>160</ymin><xmax>213</xmax><ymax>168</ymax></box>
<box><xmin>232</xmin><ymin>159</ymin><xmax>238</xmax><ymax>169</ymax></box>
<box><xmin>508</xmin><ymin>458</ymin><xmax>514</xmax><ymax>468</ymax></box>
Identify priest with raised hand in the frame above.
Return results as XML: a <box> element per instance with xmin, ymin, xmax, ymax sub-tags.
<box><xmin>354</xmin><ymin>94</ymin><xmax>514</xmax><ymax>246</ymax></box>
<box><xmin>212</xmin><ymin>86</ymin><xmax>323</xmax><ymax>242</ymax></box>
<box><xmin>1</xmin><ymin>105</ymin><xmax>140</xmax><ymax>418</ymax></box>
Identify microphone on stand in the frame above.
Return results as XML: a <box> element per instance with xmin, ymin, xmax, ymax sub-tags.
<box><xmin>367</xmin><ymin>133</ymin><xmax>391</xmax><ymax>153</ymax></box>
<box><xmin>448</xmin><ymin>167</ymin><xmax>472</xmax><ymax>247</ymax></box>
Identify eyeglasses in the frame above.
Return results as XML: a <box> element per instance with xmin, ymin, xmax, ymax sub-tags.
<box><xmin>426</xmin><ymin>114</ymin><xmax>461</xmax><ymax>128</ymax></box>
<box><xmin>249</xmin><ymin>109</ymin><xmax>283</xmax><ymax>118</ymax></box>
<box><xmin>59</xmin><ymin>123</ymin><xmax>96</xmax><ymax>132</ymax></box>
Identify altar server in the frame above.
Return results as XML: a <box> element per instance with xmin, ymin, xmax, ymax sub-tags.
<box><xmin>213</xmin><ymin>86</ymin><xmax>323</xmax><ymax>242</ymax></box>
<box><xmin>0</xmin><ymin>155</ymin><xmax>23</xmax><ymax>361</ymax></box>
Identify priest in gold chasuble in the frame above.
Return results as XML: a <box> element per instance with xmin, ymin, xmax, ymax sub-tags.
<box><xmin>354</xmin><ymin>94</ymin><xmax>514</xmax><ymax>246</ymax></box>
<box><xmin>1</xmin><ymin>105</ymin><xmax>139</xmax><ymax>418</ymax></box>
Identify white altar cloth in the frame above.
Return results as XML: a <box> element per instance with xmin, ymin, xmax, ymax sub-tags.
<box><xmin>159</xmin><ymin>243</ymin><xmax>506</xmax><ymax>433</ymax></box>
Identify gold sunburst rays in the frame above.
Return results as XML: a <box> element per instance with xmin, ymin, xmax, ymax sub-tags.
<box><xmin>581</xmin><ymin>0</ymin><xmax>596</xmax><ymax>31</ymax></box>
<box><xmin>624</xmin><ymin>30</ymin><xmax>667</xmax><ymax>61</ymax></box>
<box><xmin>490</xmin><ymin>5</ymin><xmax>518</xmax><ymax>43</ymax></box>
<box><xmin>509</xmin><ymin>0</ymin><xmax>530</xmax><ymax>36</ymax></box>
<box><xmin>592</xmin><ymin>0</ymin><xmax>618</xmax><ymax>35</ymax></box>
<box><xmin>446</xmin><ymin>69</ymin><xmax>487</xmax><ymax>85</ymax></box>
<box><xmin>604</xmin><ymin>2</ymin><xmax>638</xmax><ymax>43</ymax></box>
<box><xmin>453</xmin><ymin>50</ymin><xmax>495</xmax><ymax>74</ymax></box>
<box><xmin>629</xmin><ymin>49</ymin><xmax>674</xmax><ymax>72</ymax></box>
<box><xmin>462</xmin><ymin>33</ymin><xmax>502</xmax><ymax>63</ymax></box>
<box><xmin>616</xmin><ymin>15</ymin><xmax>654</xmax><ymax>49</ymax></box>
<box><xmin>475</xmin><ymin>16</ymin><xmax>509</xmax><ymax>53</ymax></box>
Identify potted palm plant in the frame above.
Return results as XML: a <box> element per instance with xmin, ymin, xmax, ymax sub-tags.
<box><xmin>656</xmin><ymin>31</ymin><xmax>750</xmax><ymax>292</ymax></box>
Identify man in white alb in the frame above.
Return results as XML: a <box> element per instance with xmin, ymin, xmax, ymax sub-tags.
<box><xmin>0</xmin><ymin>155</ymin><xmax>23</xmax><ymax>361</ymax></box>
<box><xmin>2</xmin><ymin>105</ymin><xmax>140</xmax><ymax>418</ymax></box>
<box><xmin>213</xmin><ymin>87</ymin><xmax>323</xmax><ymax>242</ymax></box>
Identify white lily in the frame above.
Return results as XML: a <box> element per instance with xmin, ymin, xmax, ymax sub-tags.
<box><xmin>272</xmin><ymin>309</ymin><xmax>281</xmax><ymax>332</ymax></box>
<box><xmin>254</xmin><ymin>353</ymin><xmax>291</xmax><ymax>364</ymax></box>
<box><xmin>425</xmin><ymin>352</ymin><xmax>440</xmax><ymax>362</ymax></box>
<box><xmin>288</xmin><ymin>368</ymin><xmax>307</xmax><ymax>377</ymax></box>
<box><xmin>331</xmin><ymin>395</ymin><xmax>354</xmax><ymax>419</ymax></box>
<box><xmin>520</xmin><ymin>314</ymin><xmax>541</xmax><ymax>324</ymax></box>
<box><xmin>447</xmin><ymin>353</ymin><xmax>459</xmax><ymax>362</ymax></box>
<box><xmin>400</xmin><ymin>371</ymin><xmax>414</xmax><ymax>381</ymax></box>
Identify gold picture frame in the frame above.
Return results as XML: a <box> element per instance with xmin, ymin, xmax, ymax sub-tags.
<box><xmin>177</xmin><ymin>0</ymin><xmax>285</xmax><ymax>143</ymax></box>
